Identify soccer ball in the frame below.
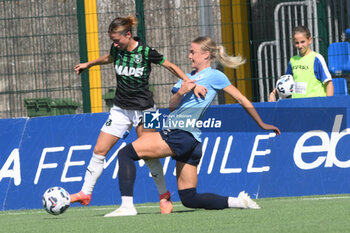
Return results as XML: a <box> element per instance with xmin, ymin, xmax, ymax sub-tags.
<box><xmin>276</xmin><ymin>74</ymin><xmax>294</xmax><ymax>99</ymax></box>
<box><xmin>42</xmin><ymin>187</ymin><xmax>70</xmax><ymax>215</ymax></box>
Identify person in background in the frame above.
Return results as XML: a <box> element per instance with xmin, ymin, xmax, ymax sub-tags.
<box><xmin>104</xmin><ymin>36</ymin><xmax>280</xmax><ymax>217</ymax></box>
<box><xmin>71</xmin><ymin>15</ymin><xmax>206</xmax><ymax>216</ymax></box>
<box><xmin>269</xmin><ymin>25</ymin><xmax>334</xmax><ymax>101</ymax></box>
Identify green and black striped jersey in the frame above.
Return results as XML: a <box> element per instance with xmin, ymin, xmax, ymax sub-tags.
<box><xmin>109</xmin><ymin>37</ymin><xmax>165</xmax><ymax>110</ymax></box>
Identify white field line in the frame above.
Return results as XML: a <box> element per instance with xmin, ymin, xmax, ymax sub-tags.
<box><xmin>300</xmin><ymin>196</ymin><xmax>350</xmax><ymax>201</ymax></box>
<box><xmin>0</xmin><ymin>204</ymin><xmax>183</xmax><ymax>216</ymax></box>
<box><xmin>1</xmin><ymin>196</ymin><xmax>350</xmax><ymax>216</ymax></box>
<box><xmin>265</xmin><ymin>195</ymin><xmax>350</xmax><ymax>202</ymax></box>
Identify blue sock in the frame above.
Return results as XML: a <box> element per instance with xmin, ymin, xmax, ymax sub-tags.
<box><xmin>118</xmin><ymin>144</ymin><xmax>140</xmax><ymax>196</ymax></box>
<box><xmin>178</xmin><ymin>188</ymin><xmax>229</xmax><ymax>209</ymax></box>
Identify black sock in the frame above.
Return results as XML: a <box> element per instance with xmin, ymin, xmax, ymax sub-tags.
<box><xmin>178</xmin><ymin>188</ymin><xmax>229</xmax><ymax>209</ymax></box>
<box><xmin>118</xmin><ymin>144</ymin><xmax>140</xmax><ymax>196</ymax></box>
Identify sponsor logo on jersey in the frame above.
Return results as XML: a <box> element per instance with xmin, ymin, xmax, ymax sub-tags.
<box><xmin>115</xmin><ymin>65</ymin><xmax>145</xmax><ymax>77</ymax></box>
<box><xmin>292</xmin><ymin>65</ymin><xmax>309</xmax><ymax>70</ymax></box>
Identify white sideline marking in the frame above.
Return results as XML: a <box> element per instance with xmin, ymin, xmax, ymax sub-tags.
<box><xmin>300</xmin><ymin>196</ymin><xmax>350</xmax><ymax>201</ymax></box>
<box><xmin>267</xmin><ymin>196</ymin><xmax>350</xmax><ymax>202</ymax></box>
<box><xmin>1</xmin><ymin>196</ymin><xmax>350</xmax><ymax>216</ymax></box>
<box><xmin>0</xmin><ymin>204</ymin><xmax>183</xmax><ymax>216</ymax></box>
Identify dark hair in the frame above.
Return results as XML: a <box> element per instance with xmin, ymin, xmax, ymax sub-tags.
<box><xmin>108</xmin><ymin>15</ymin><xmax>138</xmax><ymax>35</ymax></box>
<box><xmin>292</xmin><ymin>25</ymin><xmax>311</xmax><ymax>39</ymax></box>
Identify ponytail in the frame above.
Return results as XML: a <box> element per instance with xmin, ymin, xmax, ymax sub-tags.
<box><xmin>192</xmin><ymin>37</ymin><xmax>245</xmax><ymax>69</ymax></box>
<box><xmin>108</xmin><ymin>15</ymin><xmax>138</xmax><ymax>34</ymax></box>
<box><xmin>216</xmin><ymin>45</ymin><xmax>245</xmax><ymax>69</ymax></box>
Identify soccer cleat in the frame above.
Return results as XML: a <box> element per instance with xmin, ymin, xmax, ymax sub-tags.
<box><xmin>160</xmin><ymin>199</ymin><xmax>173</xmax><ymax>214</ymax></box>
<box><xmin>69</xmin><ymin>191</ymin><xmax>91</xmax><ymax>206</ymax></box>
<box><xmin>159</xmin><ymin>191</ymin><xmax>173</xmax><ymax>214</ymax></box>
<box><xmin>104</xmin><ymin>206</ymin><xmax>137</xmax><ymax>217</ymax></box>
<box><xmin>238</xmin><ymin>191</ymin><xmax>260</xmax><ymax>209</ymax></box>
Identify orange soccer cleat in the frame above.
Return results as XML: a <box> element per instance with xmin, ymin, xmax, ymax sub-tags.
<box><xmin>70</xmin><ymin>191</ymin><xmax>91</xmax><ymax>206</ymax></box>
<box><xmin>159</xmin><ymin>191</ymin><xmax>173</xmax><ymax>214</ymax></box>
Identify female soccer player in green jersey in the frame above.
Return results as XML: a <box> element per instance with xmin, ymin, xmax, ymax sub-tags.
<box><xmin>71</xmin><ymin>15</ymin><xmax>206</xmax><ymax>216</ymax></box>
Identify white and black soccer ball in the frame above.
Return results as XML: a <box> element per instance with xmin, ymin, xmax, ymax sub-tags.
<box><xmin>42</xmin><ymin>187</ymin><xmax>70</xmax><ymax>215</ymax></box>
<box><xmin>276</xmin><ymin>74</ymin><xmax>295</xmax><ymax>99</ymax></box>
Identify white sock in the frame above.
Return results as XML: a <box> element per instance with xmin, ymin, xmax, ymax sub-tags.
<box><xmin>228</xmin><ymin>197</ymin><xmax>246</xmax><ymax>208</ymax></box>
<box><xmin>81</xmin><ymin>153</ymin><xmax>105</xmax><ymax>195</ymax></box>
<box><xmin>144</xmin><ymin>159</ymin><xmax>167</xmax><ymax>195</ymax></box>
<box><xmin>120</xmin><ymin>196</ymin><xmax>134</xmax><ymax>208</ymax></box>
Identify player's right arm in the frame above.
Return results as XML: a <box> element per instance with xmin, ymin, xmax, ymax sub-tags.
<box><xmin>268</xmin><ymin>88</ymin><xmax>278</xmax><ymax>102</ymax></box>
<box><xmin>74</xmin><ymin>54</ymin><xmax>113</xmax><ymax>75</ymax></box>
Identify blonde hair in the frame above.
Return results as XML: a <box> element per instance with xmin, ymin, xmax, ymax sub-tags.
<box><xmin>192</xmin><ymin>36</ymin><xmax>245</xmax><ymax>68</ymax></box>
<box><xmin>108</xmin><ymin>15</ymin><xmax>138</xmax><ymax>35</ymax></box>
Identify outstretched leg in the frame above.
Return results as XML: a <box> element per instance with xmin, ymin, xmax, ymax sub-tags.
<box><xmin>176</xmin><ymin>162</ymin><xmax>259</xmax><ymax>210</ymax></box>
<box><xmin>176</xmin><ymin>161</ymin><xmax>229</xmax><ymax>209</ymax></box>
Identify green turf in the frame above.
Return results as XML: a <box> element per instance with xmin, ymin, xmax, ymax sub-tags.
<box><xmin>1</xmin><ymin>195</ymin><xmax>350</xmax><ymax>233</ymax></box>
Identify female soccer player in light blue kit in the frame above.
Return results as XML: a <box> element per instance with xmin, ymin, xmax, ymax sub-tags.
<box><xmin>104</xmin><ymin>36</ymin><xmax>280</xmax><ymax>216</ymax></box>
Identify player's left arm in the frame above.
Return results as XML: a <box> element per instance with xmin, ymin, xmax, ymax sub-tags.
<box><xmin>314</xmin><ymin>54</ymin><xmax>334</xmax><ymax>96</ymax></box>
<box><xmin>223</xmin><ymin>85</ymin><xmax>280</xmax><ymax>135</ymax></box>
<box><xmin>325</xmin><ymin>80</ymin><xmax>334</xmax><ymax>96</ymax></box>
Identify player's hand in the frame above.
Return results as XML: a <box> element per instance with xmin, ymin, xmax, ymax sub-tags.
<box><xmin>194</xmin><ymin>85</ymin><xmax>207</xmax><ymax>99</ymax></box>
<box><xmin>268</xmin><ymin>89</ymin><xmax>277</xmax><ymax>102</ymax></box>
<box><xmin>74</xmin><ymin>63</ymin><xmax>89</xmax><ymax>75</ymax></box>
<box><xmin>260</xmin><ymin>123</ymin><xmax>280</xmax><ymax>135</ymax></box>
<box><xmin>179</xmin><ymin>79</ymin><xmax>196</xmax><ymax>95</ymax></box>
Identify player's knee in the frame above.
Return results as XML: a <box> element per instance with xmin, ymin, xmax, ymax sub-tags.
<box><xmin>118</xmin><ymin>143</ymin><xmax>140</xmax><ymax>161</ymax></box>
<box><xmin>93</xmin><ymin>143</ymin><xmax>110</xmax><ymax>156</ymax></box>
<box><xmin>178</xmin><ymin>188</ymin><xmax>197</xmax><ymax>208</ymax></box>
<box><xmin>93</xmin><ymin>147</ymin><xmax>107</xmax><ymax>156</ymax></box>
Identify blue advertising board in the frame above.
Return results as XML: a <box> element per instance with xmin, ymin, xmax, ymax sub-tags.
<box><xmin>0</xmin><ymin>96</ymin><xmax>350</xmax><ymax>210</ymax></box>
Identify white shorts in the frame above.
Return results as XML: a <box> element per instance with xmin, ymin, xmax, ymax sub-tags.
<box><xmin>101</xmin><ymin>105</ymin><xmax>156</xmax><ymax>138</ymax></box>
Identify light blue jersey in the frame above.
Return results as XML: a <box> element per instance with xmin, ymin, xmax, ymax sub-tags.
<box><xmin>164</xmin><ymin>67</ymin><xmax>231</xmax><ymax>141</ymax></box>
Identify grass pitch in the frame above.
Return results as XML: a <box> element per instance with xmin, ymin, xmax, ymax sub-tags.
<box><xmin>1</xmin><ymin>195</ymin><xmax>350</xmax><ymax>233</ymax></box>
